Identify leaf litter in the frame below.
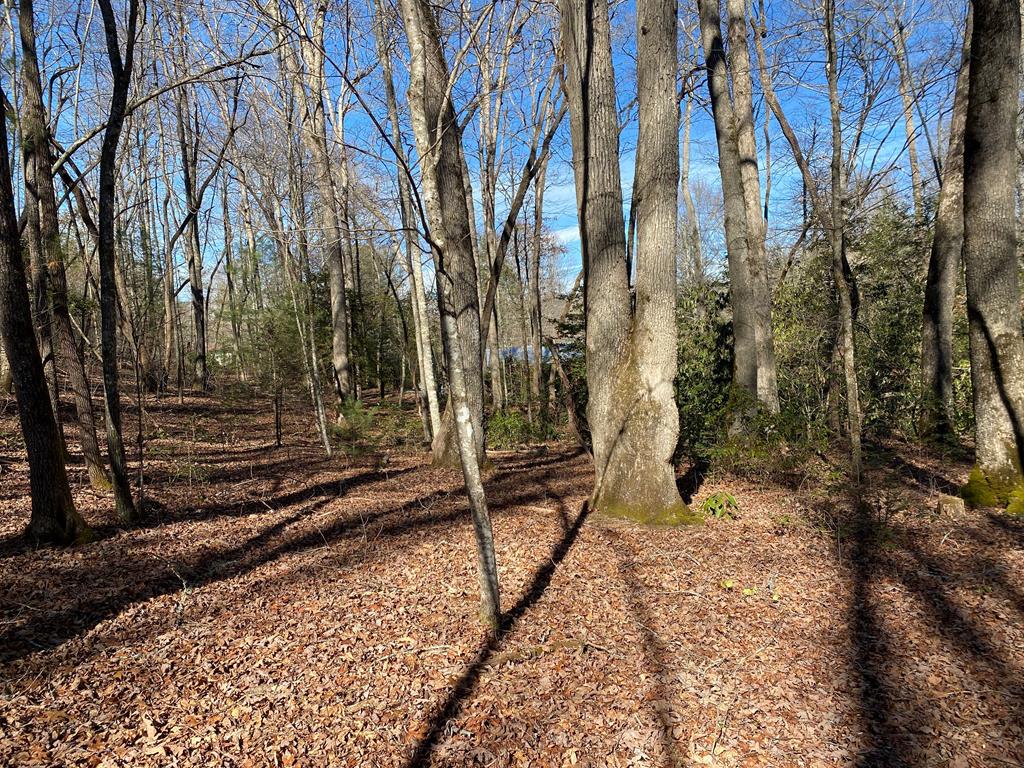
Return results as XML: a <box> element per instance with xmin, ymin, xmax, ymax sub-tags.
<box><xmin>1</xmin><ymin>395</ymin><xmax>1022</xmax><ymax>767</ymax></box>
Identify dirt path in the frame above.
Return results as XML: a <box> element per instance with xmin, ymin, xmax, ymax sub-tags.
<box><xmin>1</xmin><ymin>395</ymin><xmax>1022</xmax><ymax>766</ymax></box>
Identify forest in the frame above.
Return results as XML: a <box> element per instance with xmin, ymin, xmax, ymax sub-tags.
<box><xmin>1</xmin><ymin>0</ymin><xmax>1023</xmax><ymax>765</ymax></box>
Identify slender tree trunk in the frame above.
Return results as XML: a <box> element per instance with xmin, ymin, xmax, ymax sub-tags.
<box><xmin>273</xmin><ymin>3</ymin><xmax>352</xmax><ymax>412</ymax></box>
<box><xmin>680</xmin><ymin>91</ymin><xmax>703</xmax><ymax>283</ymax></box>
<box><xmin>401</xmin><ymin>0</ymin><xmax>500</xmax><ymax>630</ymax></box>
<box><xmin>825</xmin><ymin>0</ymin><xmax>862</xmax><ymax>482</ymax></box>
<box><xmin>221</xmin><ymin>175</ymin><xmax>244</xmax><ymax>381</ymax></box>
<box><xmin>0</xmin><ymin>84</ymin><xmax>88</xmax><ymax>545</ymax></box>
<box><xmin>920</xmin><ymin>14</ymin><xmax>971</xmax><ymax>439</ymax></box>
<box><xmin>560</xmin><ymin>0</ymin><xmax>691</xmax><ymax>522</ymax></box>
<box><xmin>529</xmin><ymin>161</ymin><xmax>547</xmax><ymax>421</ymax></box>
<box><xmin>961</xmin><ymin>0</ymin><xmax>1024</xmax><ymax>508</ymax></box>
<box><xmin>400</xmin><ymin>0</ymin><xmax>486</xmax><ymax>469</ymax></box>
<box><xmin>173</xmin><ymin>90</ymin><xmax>208</xmax><ymax>391</ymax></box>
<box><xmin>373</xmin><ymin>0</ymin><xmax>442</xmax><ymax>440</ymax></box>
<box><xmin>893</xmin><ymin>17</ymin><xmax>925</xmax><ymax>227</ymax></box>
<box><xmin>97</xmin><ymin>0</ymin><xmax>138</xmax><ymax>522</ymax></box>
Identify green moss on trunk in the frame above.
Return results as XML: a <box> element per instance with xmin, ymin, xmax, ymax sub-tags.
<box><xmin>596</xmin><ymin>496</ymin><xmax>703</xmax><ymax>526</ymax></box>
<box><xmin>961</xmin><ymin>465</ymin><xmax>1024</xmax><ymax>514</ymax></box>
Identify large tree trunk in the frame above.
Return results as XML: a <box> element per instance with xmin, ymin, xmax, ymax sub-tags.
<box><xmin>725</xmin><ymin>0</ymin><xmax>779</xmax><ymax>413</ymax></box>
<box><xmin>961</xmin><ymin>0</ymin><xmax>1024</xmax><ymax>510</ymax></box>
<box><xmin>919</xmin><ymin>13</ymin><xmax>971</xmax><ymax>440</ymax></box>
<box><xmin>97</xmin><ymin>0</ymin><xmax>138</xmax><ymax>522</ymax></box>
<box><xmin>19</xmin><ymin>0</ymin><xmax>108</xmax><ymax>489</ymax></box>
<box><xmin>560</xmin><ymin>0</ymin><xmax>691</xmax><ymax>523</ymax></box>
<box><xmin>400</xmin><ymin>0</ymin><xmax>500</xmax><ymax>630</ymax></box>
<box><xmin>825</xmin><ymin>0</ymin><xmax>862</xmax><ymax>482</ymax></box>
<box><xmin>696</xmin><ymin>0</ymin><xmax>757</xmax><ymax>419</ymax></box>
<box><xmin>0</xmin><ymin>84</ymin><xmax>88</xmax><ymax>545</ymax></box>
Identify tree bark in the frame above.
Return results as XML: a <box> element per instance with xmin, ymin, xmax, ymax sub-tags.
<box><xmin>372</xmin><ymin>0</ymin><xmax>442</xmax><ymax>441</ymax></box>
<box><xmin>400</xmin><ymin>0</ymin><xmax>500</xmax><ymax>630</ymax></box>
<box><xmin>19</xmin><ymin>0</ymin><xmax>107</xmax><ymax>488</ymax></box>
<box><xmin>697</xmin><ymin>0</ymin><xmax>757</xmax><ymax>417</ymax></box>
<box><xmin>893</xmin><ymin>16</ymin><xmax>925</xmax><ymax>226</ymax></box>
<box><xmin>825</xmin><ymin>0</ymin><xmax>862</xmax><ymax>482</ymax></box>
<box><xmin>273</xmin><ymin>1</ymin><xmax>353</xmax><ymax>413</ymax></box>
<box><xmin>560</xmin><ymin>0</ymin><xmax>691</xmax><ymax>522</ymax></box>
<box><xmin>919</xmin><ymin>13</ymin><xmax>971</xmax><ymax>439</ymax></box>
<box><xmin>399</xmin><ymin>0</ymin><xmax>486</xmax><ymax>468</ymax></box>
<box><xmin>97</xmin><ymin>0</ymin><xmax>139</xmax><ymax>522</ymax></box>
<box><xmin>725</xmin><ymin>0</ymin><xmax>779</xmax><ymax>413</ymax></box>
<box><xmin>962</xmin><ymin>0</ymin><xmax>1024</xmax><ymax>506</ymax></box>
<box><xmin>0</xmin><ymin>84</ymin><xmax>88</xmax><ymax>545</ymax></box>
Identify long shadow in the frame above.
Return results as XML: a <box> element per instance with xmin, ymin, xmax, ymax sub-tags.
<box><xmin>405</xmin><ymin>499</ymin><xmax>590</xmax><ymax>768</ymax></box>
<box><xmin>862</xmin><ymin>442</ymin><xmax>961</xmax><ymax>496</ymax></box>
<box><xmin>612</xmin><ymin>532</ymin><xmax>685</xmax><ymax>767</ymax></box>
<box><xmin>1</xmin><ymin>458</ymin><xmax>584</xmax><ymax>667</ymax></box>
<box><xmin>0</xmin><ymin>465</ymin><xmax>421</xmax><ymax>562</ymax></box>
<box><xmin>847</xmin><ymin>501</ymin><xmax>921</xmax><ymax>768</ymax></box>
<box><xmin>847</xmin><ymin>493</ymin><xmax>1024</xmax><ymax>766</ymax></box>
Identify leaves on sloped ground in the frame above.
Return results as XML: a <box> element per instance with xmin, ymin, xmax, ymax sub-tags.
<box><xmin>0</xmin><ymin>397</ymin><xmax>1021</xmax><ymax>767</ymax></box>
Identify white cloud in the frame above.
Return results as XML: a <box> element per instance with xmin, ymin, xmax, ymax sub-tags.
<box><xmin>553</xmin><ymin>225</ymin><xmax>580</xmax><ymax>244</ymax></box>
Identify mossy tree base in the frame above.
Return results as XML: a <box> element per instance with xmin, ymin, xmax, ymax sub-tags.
<box><xmin>595</xmin><ymin>497</ymin><xmax>704</xmax><ymax>526</ymax></box>
<box><xmin>961</xmin><ymin>465</ymin><xmax>1024</xmax><ymax>515</ymax></box>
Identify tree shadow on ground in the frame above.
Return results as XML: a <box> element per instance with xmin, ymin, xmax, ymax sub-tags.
<box><xmin>404</xmin><ymin>498</ymin><xmax>590</xmax><ymax>768</ymax></box>
<box><xmin>845</xmin><ymin>477</ymin><xmax>1024</xmax><ymax>767</ymax></box>
<box><xmin>0</xmin><ymin>453</ymin><xmax>586</xmax><ymax>670</ymax></box>
<box><xmin>612</xmin><ymin>532</ymin><xmax>686</xmax><ymax>767</ymax></box>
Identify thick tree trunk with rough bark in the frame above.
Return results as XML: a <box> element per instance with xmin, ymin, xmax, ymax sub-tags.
<box><xmin>0</xmin><ymin>85</ymin><xmax>88</xmax><ymax>545</ymax></box>
<box><xmin>19</xmin><ymin>0</ymin><xmax>107</xmax><ymax>488</ymax></box>
<box><xmin>725</xmin><ymin>0</ymin><xmax>779</xmax><ymax>413</ymax></box>
<box><xmin>560</xmin><ymin>0</ymin><xmax>692</xmax><ymax>523</ymax></box>
<box><xmin>920</xmin><ymin>15</ymin><xmax>971</xmax><ymax>440</ymax></box>
<box><xmin>961</xmin><ymin>0</ymin><xmax>1024</xmax><ymax>511</ymax></box>
<box><xmin>400</xmin><ymin>0</ymin><xmax>500</xmax><ymax>629</ymax></box>
<box><xmin>697</xmin><ymin>0</ymin><xmax>757</xmax><ymax>416</ymax></box>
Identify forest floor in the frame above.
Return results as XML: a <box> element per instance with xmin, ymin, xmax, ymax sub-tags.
<box><xmin>1</xmin><ymin>391</ymin><xmax>1023</xmax><ymax>768</ymax></box>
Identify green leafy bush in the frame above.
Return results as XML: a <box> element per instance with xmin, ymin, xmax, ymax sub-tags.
<box><xmin>487</xmin><ymin>409</ymin><xmax>544</xmax><ymax>449</ymax></box>
<box><xmin>701</xmin><ymin>491</ymin><xmax>739</xmax><ymax>519</ymax></box>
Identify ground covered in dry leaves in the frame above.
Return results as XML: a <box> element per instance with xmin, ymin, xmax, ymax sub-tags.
<box><xmin>1</xmin><ymin>392</ymin><xmax>1023</xmax><ymax>767</ymax></box>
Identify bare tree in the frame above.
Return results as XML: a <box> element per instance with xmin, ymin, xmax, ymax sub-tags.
<box><xmin>400</xmin><ymin>0</ymin><xmax>500</xmax><ymax>629</ymax></box>
<box><xmin>18</xmin><ymin>0</ymin><xmax>108</xmax><ymax>489</ymax></box>
<box><xmin>919</xmin><ymin>12</ymin><xmax>971</xmax><ymax>439</ymax></box>
<box><xmin>97</xmin><ymin>0</ymin><xmax>140</xmax><ymax>522</ymax></box>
